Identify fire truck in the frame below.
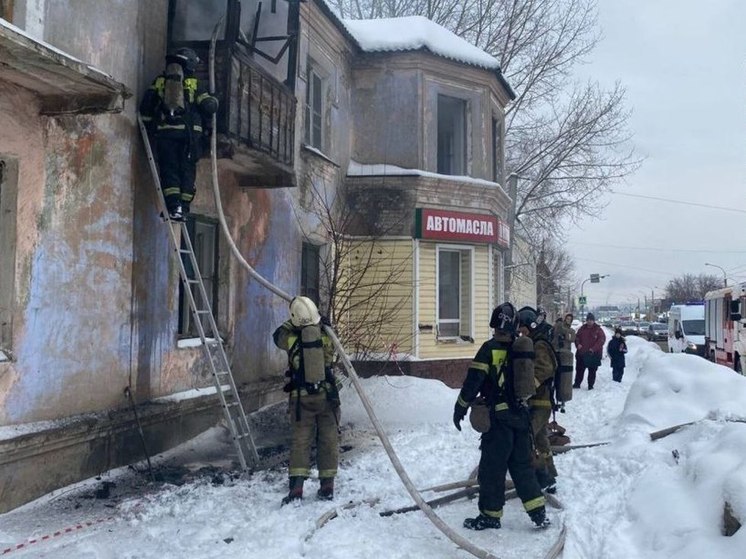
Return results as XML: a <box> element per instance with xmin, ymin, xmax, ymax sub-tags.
<box><xmin>704</xmin><ymin>282</ymin><xmax>746</xmax><ymax>374</ymax></box>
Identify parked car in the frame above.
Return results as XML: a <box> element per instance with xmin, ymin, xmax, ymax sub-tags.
<box><xmin>646</xmin><ymin>322</ymin><xmax>668</xmax><ymax>341</ymax></box>
<box><xmin>619</xmin><ymin>321</ymin><xmax>639</xmax><ymax>336</ymax></box>
<box><xmin>638</xmin><ymin>321</ymin><xmax>651</xmax><ymax>334</ymax></box>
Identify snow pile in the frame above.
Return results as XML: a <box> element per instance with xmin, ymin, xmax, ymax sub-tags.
<box><xmin>341</xmin><ymin>16</ymin><xmax>500</xmax><ymax>70</ymax></box>
<box><xmin>2</xmin><ymin>334</ymin><xmax>746</xmax><ymax>558</ymax></box>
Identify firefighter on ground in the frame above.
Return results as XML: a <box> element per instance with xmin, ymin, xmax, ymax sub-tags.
<box><xmin>518</xmin><ymin>306</ymin><xmax>559</xmax><ymax>493</ymax></box>
<box><xmin>272</xmin><ymin>296</ymin><xmax>341</xmax><ymax>505</ymax></box>
<box><xmin>139</xmin><ymin>47</ymin><xmax>218</xmax><ymax>221</ymax></box>
<box><xmin>453</xmin><ymin>302</ymin><xmax>550</xmax><ymax>530</ymax></box>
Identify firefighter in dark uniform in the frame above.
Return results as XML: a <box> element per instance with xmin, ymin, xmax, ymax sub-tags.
<box><xmin>272</xmin><ymin>296</ymin><xmax>341</xmax><ymax>505</ymax></box>
<box><xmin>519</xmin><ymin>306</ymin><xmax>559</xmax><ymax>493</ymax></box>
<box><xmin>139</xmin><ymin>47</ymin><xmax>218</xmax><ymax>221</ymax></box>
<box><xmin>453</xmin><ymin>302</ymin><xmax>550</xmax><ymax>530</ymax></box>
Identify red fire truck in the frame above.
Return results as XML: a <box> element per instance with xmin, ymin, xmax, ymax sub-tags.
<box><xmin>704</xmin><ymin>282</ymin><xmax>746</xmax><ymax>374</ymax></box>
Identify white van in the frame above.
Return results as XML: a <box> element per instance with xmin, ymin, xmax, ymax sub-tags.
<box><xmin>668</xmin><ymin>303</ymin><xmax>706</xmax><ymax>356</ymax></box>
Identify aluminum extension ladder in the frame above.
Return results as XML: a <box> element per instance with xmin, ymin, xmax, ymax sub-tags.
<box><xmin>137</xmin><ymin>114</ymin><xmax>259</xmax><ymax>471</ymax></box>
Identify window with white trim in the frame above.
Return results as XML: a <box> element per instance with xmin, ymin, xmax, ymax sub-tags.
<box><xmin>304</xmin><ymin>63</ymin><xmax>324</xmax><ymax>149</ymax></box>
<box><xmin>437</xmin><ymin>246</ymin><xmax>473</xmax><ymax>338</ymax></box>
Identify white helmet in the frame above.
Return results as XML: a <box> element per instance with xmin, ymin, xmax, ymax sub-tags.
<box><xmin>289</xmin><ymin>296</ymin><xmax>321</xmax><ymax>327</ymax></box>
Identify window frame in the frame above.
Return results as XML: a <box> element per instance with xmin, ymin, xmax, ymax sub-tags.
<box><xmin>304</xmin><ymin>62</ymin><xmax>324</xmax><ymax>150</ymax></box>
<box><xmin>435</xmin><ymin>244</ymin><xmax>474</xmax><ymax>340</ymax></box>
<box><xmin>178</xmin><ymin>215</ymin><xmax>220</xmax><ymax>340</ymax></box>
<box><xmin>0</xmin><ymin>156</ymin><xmax>18</xmax><ymax>354</ymax></box>
<box><xmin>300</xmin><ymin>241</ymin><xmax>321</xmax><ymax>306</ymax></box>
<box><xmin>437</xmin><ymin>94</ymin><xmax>468</xmax><ymax>176</ymax></box>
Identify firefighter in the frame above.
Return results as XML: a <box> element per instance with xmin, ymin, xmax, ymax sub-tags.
<box><xmin>140</xmin><ymin>47</ymin><xmax>218</xmax><ymax>221</ymax></box>
<box><xmin>453</xmin><ymin>302</ymin><xmax>550</xmax><ymax>530</ymax></box>
<box><xmin>272</xmin><ymin>296</ymin><xmax>341</xmax><ymax>505</ymax></box>
<box><xmin>518</xmin><ymin>306</ymin><xmax>559</xmax><ymax>494</ymax></box>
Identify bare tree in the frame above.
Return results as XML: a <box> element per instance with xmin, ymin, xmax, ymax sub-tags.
<box><xmin>331</xmin><ymin>0</ymin><xmax>640</xmax><ymax>232</ymax></box>
<box><xmin>535</xmin><ymin>239</ymin><xmax>576</xmax><ymax>318</ymax></box>
<box><xmin>664</xmin><ymin>273</ymin><xmax>722</xmax><ymax>304</ymax></box>
<box><xmin>296</xmin><ymin>175</ymin><xmax>414</xmax><ymax>360</ymax></box>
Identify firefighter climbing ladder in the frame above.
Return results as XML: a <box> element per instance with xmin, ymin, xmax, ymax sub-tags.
<box><xmin>136</xmin><ymin>114</ymin><xmax>259</xmax><ymax>471</ymax></box>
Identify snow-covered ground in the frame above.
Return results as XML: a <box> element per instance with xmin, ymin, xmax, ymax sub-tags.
<box><xmin>1</xmin><ymin>334</ymin><xmax>746</xmax><ymax>558</ymax></box>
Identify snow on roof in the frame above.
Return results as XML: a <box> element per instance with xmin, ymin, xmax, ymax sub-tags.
<box><xmin>341</xmin><ymin>16</ymin><xmax>500</xmax><ymax>71</ymax></box>
<box><xmin>348</xmin><ymin>159</ymin><xmax>504</xmax><ymax>189</ymax></box>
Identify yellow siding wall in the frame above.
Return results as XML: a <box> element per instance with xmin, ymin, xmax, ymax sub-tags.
<box><xmin>339</xmin><ymin>239</ymin><xmax>415</xmax><ymax>356</ymax></box>
<box><xmin>418</xmin><ymin>242</ymin><xmax>492</xmax><ymax>360</ymax></box>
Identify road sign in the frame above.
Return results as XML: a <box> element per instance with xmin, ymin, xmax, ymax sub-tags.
<box><xmin>579</xmin><ymin>296</ymin><xmax>587</xmax><ymax>305</ymax></box>
<box><xmin>590</xmin><ymin>274</ymin><xmax>600</xmax><ymax>283</ymax></box>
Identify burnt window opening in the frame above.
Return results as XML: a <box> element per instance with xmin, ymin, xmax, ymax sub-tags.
<box><xmin>437</xmin><ymin>95</ymin><xmax>467</xmax><ymax>176</ymax></box>
<box><xmin>169</xmin><ymin>0</ymin><xmax>229</xmax><ymax>42</ymax></box>
<box><xmin>178</xmin><ymin>216</ymin><xmax>220</xmax><ymax>339</ymax></box>
<box><xmin>301</xmin><ymin>242</ymin><xmax>320</xmax><ymax>306</ymax></box>
<box><xmin>0</xmin><ymin>0</ymin><xmax>14</xmax><ymax>22</ymax></box>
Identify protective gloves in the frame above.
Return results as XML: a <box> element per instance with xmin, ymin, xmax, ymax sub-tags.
<box><xmin>453</xmin><ymin>402</ymin><xmax>468</xmax><ymax>431</ymax></box>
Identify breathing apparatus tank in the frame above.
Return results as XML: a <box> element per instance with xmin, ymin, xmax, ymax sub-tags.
<box><xmin>300</xmin><ymin>324</ymin><xmax>326</xmax><ymax>385</ymax></box>
<box><xmin>162</xmin><ymin>61</ymin><xmax>186</xmax><ymax>119</ymax></box>
<box><xmin>512</xmin><ymin>334</ymin><xmax>536</xmax><ymax>401</ymax></box>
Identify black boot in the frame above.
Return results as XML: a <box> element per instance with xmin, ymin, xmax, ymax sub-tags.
<box><xmin>529</xmin><ymin>507</ymin><xmax>551</xmax><ymax>528</ymax></box>
<box><xmin>317</xmin><ymin>478</ymin><xmax>334</xmax><ymax>501</ymax></box>
<box><xmin>463</xmin><ymin>514</ymin><xmax>501</xmax><ymax>530</ymax></box>
<box><xmin>281</xmin><ymin>476</ymin><xmax>304</xmax><ymax>506</ymax></box>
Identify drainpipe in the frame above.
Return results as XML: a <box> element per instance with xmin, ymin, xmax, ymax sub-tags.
<box><xmin>504</xmin><ymin>173</ymin><xmax>519</xmax><ymax>302</ymax></box>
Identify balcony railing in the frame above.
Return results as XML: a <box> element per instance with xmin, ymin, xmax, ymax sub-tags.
<box><xmin>188</xmin><ymin>43</ymin><xmax>296</xmax><ymax>184</ymax></box>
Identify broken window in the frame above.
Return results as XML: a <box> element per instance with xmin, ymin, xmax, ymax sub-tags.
<box><xmin>437</xmin><ymin>95</ymin><xmax>467</xmax><ymax>176</ymax></box>
<box><xmin>304</xmin><ymin>64</ymin><xmax>324</xmax><ymax>150</ymax></box>
<box><xmin>179</xmin><ymin>216</ymin><xmax>219</xmax><ymax>338</ymax></box>
<box><xmin>0</xmin><ymin>157</ymin><xmax>18</xmax><ymax>353</ymax></box>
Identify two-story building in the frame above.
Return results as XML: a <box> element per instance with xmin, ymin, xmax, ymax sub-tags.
<box><xmin>0</xmin><ymin>0</ymin><xmax>516</xmax><ymax>511</ymax></box>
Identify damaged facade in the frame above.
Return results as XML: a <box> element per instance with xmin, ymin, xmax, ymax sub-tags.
<box><xmin>0</xmin><ymin>0</ymin><xmax>515</xmax><ymax>511</ymax></box>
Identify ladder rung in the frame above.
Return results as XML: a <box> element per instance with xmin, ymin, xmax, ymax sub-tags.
<box><xmin>178</xmin><ymin>249</ymin><xmax>192</xmax><ymax>254</ymax></box>
<box><xmin>195</xmin><ymin>310</ymin><xmax>210</xmax><ymax>315</ymax></box>
<box><xmin>186</xmin><ymin>279</ymin><xmax>200</xmax><ymax>284</ymax></box>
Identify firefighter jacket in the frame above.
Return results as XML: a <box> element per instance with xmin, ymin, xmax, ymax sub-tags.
<box><xmin>272</xmin><ymin>320</ymin><xmax>338</xmax><ymax>398</ymax></box>
<box><xmin>456</xmin><ymin>331</ymin><xmax>525</xmax><ymax>415</ymax></box>
<box><xmin>139</xmin><ymin>73</ymin><xmax>217</xmax><ymax>143</ymax></box>
<box><xmin>529</xmin><ymin>326</ymin><xmax>558</xmax><ymax>410</ymax></box>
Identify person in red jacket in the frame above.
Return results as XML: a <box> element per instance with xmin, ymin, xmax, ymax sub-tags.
<box><xmin>573</xmin><ymin>313</ymin><xmax>606</xmax><ymax>390</ymax></box>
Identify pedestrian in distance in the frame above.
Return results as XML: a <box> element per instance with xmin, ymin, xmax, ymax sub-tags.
<box><xmin>453</xmin><ymin>302</ymin><xmax>550</xmax><ymax>531</ymax></box>
<box><xmin>272</xmin><ymin>296</ymin><xmax>341</xmax><ymax>505</ymax></box>
<box><xmin>607</xmin><ymin>327</ymin><xmax>628</xmax><ymax>382</ymax></box>
<box><xmin>518</xmin><ymin>306</ymin><xmax>559</xmax><ymax>494</ymax></box>
<box><xmin>573</xmin><ymin>313</ymin><xmax>606</xmax><ymax>390</ymax></box>
<box><xmin>140</xmin><ymin>47</ymin><xmax>218</xmax><ymax>221</ymax></box>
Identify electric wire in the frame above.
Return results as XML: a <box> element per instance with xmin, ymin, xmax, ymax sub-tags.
<box><xmin>613</xmin><ymin>191</ymin><xmax>746</xmax><ymax>214</ymax></box>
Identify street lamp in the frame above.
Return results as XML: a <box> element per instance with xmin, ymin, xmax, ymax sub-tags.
<box><xmin>705</xmin><ymin>263</ymin><xmax>727</xmax><ymax>287</ymax></box>
<box><xmin>579</xmin><ymin>274</ymin><xmax>609</xmax><ymax>318</ymax></box>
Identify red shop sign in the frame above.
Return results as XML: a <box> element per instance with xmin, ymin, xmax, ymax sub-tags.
<box><xmin>415</xmin><ymin>208</ymin><xmax>508</xmax><ymax>246</ymax></box>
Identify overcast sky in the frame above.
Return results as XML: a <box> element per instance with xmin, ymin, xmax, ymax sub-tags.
<box><xmin>564</xmin><ymin>0</ymin><xmax>746</xmax><ymax>309</ymax></box>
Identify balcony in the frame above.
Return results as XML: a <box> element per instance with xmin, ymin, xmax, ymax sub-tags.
<box><xmin>191</xmin><ymin>43</ymin><xmax>296</xmax><ymax>188</ymax></box>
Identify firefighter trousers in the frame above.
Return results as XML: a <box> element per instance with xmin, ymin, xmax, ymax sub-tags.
<box><xmin>477</xmin><ymin>409</ymin><xmax>545</xmax><ymax>519</ymax></box>
<box><xmin>288</xmin><ymin>391</ymin><xmax>340</xmax><ymax>479</ymax></box>
<box><xmin>156</xmin><ymin>136</ymin><xmax>198</xmax><ymax>212</ymax></box>
<box><xmin>530</xmin><ymin>405</ymin><xmax>557</xmax><ymax>479</ymax></box>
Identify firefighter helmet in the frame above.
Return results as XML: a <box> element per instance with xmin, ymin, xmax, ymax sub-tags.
<box><xmin>166</xmin><ymin>47</ymin><xmax>200</xmax><ymax>73</ymax></box>
<box><xmin>490</xmin><ymin>302</ymin><xmax>517</xmax><ymax>332</ymax></box>
<box><xmin>289</xmin><ymin>296</ymin><xmax>321</xmax><ymax>327</ymax></box>
<box><xmin>517</xmin><ymin>306</ymin><xmax>539</xmax><ymax>330</ymax></box>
